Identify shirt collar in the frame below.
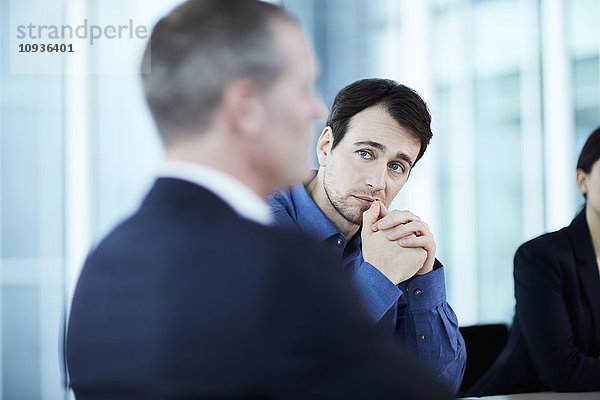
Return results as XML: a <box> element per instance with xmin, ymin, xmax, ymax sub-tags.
<box><xmin>159</xmin><ymin>160</ymin><xmax>273</xmax><ymax>226</ymax></box>
<box><xmin>290</xmin><ymin>183</ymin><xmax>343</xmax><ymax>242</ymax></box>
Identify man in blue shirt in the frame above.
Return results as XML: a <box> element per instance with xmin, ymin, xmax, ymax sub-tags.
<box><xmin>269</xmin><ymin>78</ymin><xmax>467</xmax><ymax>393</ymax></box>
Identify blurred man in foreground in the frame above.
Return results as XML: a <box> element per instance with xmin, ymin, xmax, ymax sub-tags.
<box><xmin>66</xmin><ymin>1</ymin><xmax>454</xmax><ymax>398</ymax></box>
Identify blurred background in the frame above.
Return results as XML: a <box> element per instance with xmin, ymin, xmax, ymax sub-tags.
<box><xmin>1</xmin><ymin>0</ymin><xmax>599</xmax><ymax>398</ymax></box>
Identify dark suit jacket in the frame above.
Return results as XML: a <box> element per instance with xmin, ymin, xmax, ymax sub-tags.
<box><xmin>469</xmin><ymin>209</ymin><xmax>600</xmax><ymax>396</ymax></box>
<box><xmin>66</xmin><ymin>178</ymin><xmax>453</xmax><ymax>399</ymax></box>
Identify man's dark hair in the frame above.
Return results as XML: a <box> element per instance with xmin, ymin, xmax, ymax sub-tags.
<box><xmin>327</xmin><ymin>78</ymin><xmax>433</xmax><ymax>164</ymax></box>
<box><xmin>577</xmin><ymin>126</ymin><xmax>600</xmax><ymax>200</ymax></box>
<box><xmin>141</xmin><ymin>0</ymin><xmax>295</xmax><ymax>145</ymax></box>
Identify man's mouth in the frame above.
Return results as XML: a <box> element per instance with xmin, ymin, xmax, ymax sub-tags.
<box><xmin>353</xmin><ymin>195</ymin><xmax>377</xmax><ymax>206</ymax></box>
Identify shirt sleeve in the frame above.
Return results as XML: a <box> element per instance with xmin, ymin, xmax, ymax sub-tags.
<box><xmin>350</xmin><ymin>261</ymin><xmax>402</xmax><ymax>323</ymax></box>
<box><xmin>396</xmin><ymin>265</ymin><xmax>467</xmax><ymax>394</ymax></box>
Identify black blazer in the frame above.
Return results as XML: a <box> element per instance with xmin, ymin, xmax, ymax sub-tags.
<box><xmin>469</xmin><ymin>209</ymin><xmax>600</xmax><ymax>396</ymax></box>
<box><xmin>66</xmin><ymin>178</ymin><xmax>453</xmax><ymax>400</ymax></box>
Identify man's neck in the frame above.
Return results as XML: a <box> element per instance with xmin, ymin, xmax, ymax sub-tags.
<box><xmin>164</xmin><ymin>136</ymin><xmax>273</xmax><ymax>199</ymax></box>
<box><xmin>585</xmin><ymin>204</ymin><xmax>600</xmax><ymax>260</ymax></box>
<box><xmin>305</xmin><ymin>173</ymin><xmax>360</xmax><ymax>241</ymax></box>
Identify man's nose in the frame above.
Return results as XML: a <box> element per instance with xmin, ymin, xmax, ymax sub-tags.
<box><xmin>365</xmin><ymin>164</ymin><xmax>386</xmax><ymax>192</ymax></box>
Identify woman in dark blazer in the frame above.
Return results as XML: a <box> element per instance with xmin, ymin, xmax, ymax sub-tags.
<box><xmin>469</xmin><ymin>127</ymin><xmax>600</xmax><ymax>396</ymax></box>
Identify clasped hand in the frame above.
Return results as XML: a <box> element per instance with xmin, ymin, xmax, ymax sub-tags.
<box><xmin>361</xmin><ymin>201</ymin><xmax>436</xmax><ymax>285</ymax></box>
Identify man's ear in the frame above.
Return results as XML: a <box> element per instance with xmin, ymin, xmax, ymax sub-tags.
<box><xmin>316</xmin><ymin>126</ymin><xmax>334</xmax><ymax>166</ymax></box>
<box><xmin>576</xmin><ymin>168</ymin><xmax>589</xmax><ymax>195</ymax></box>
<box><xmin>221</xmin><ymin>79</ymin><xmax>264</xmax><ymax>140</ymax></box>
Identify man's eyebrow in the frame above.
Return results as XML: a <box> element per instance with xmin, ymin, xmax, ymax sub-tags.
<box><xmin>395</xmin><ymin>152</ymin><xmax>414</xmax><ymax>169</ymax></box>
<box><xmin>354</xmin><ymin>140</ymin><xmax>415</xmax><ymax>168</ymax></box>
<box><xmin>353</xmin><ymin>141</ymin><xmax>384</xmax><ymax>151</ymax></box>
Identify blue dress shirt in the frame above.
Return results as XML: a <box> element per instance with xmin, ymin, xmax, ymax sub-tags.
<box><xmin>268</xmin><ymin>183</ymin><xmax>467</xmax><ymax>393</ymax></box>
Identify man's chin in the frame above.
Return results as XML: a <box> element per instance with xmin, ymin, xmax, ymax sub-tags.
<box><xmin>342</xmin><ymin>208</ymin><xmax>365</xmax><ymax>226</ymax></box>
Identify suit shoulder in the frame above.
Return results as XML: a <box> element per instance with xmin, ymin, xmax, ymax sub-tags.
<box><xmin>514</xmin><ymin>227</ymin><xmax>572</xmax><ymax>280</ymax></box>
<box><xmin>516</xmin><ymin>227</ymin><xmax>570</xmax><ymax>258</ymax></box>
<box><xmin>242</xmin><ymin>218</ymin><xmax>328</xmax><ymax>256</ymax></box>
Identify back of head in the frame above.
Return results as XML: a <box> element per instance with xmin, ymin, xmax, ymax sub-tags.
<box><xmin>577</xmin><ymin>126</ymin><xmax>600</xmax><ymax>174</ymax></box>
<box><xmin>327</xmin><ymin>78</ymin><xmax>433</xmax><ymax>164</ymax></box>
<box><xmin>141</xmin><ymin>0</ymin><xmax>295</xmax><ymax>145</ymax></box>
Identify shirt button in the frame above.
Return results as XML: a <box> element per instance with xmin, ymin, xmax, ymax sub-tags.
<box><xmin>414</xmin><ymin>289</ymin><xmax>423</xmax><ymax>296</ymax></box>
<box><xmin>336</xmin><ymin>238</ymin><xmax>343</xmax><ymax>246</ymax></box>
<box><xmin>419</xmin><ymin>334</ymin><xmax>426</xmax><ymax>340</ymax></box>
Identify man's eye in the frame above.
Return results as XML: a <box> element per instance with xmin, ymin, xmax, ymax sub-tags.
<box><xmin>358</xmin><ymin>150</ymin><xmax>372</xmax><ymax>159</ymax></box>
<box><xmin>390</xmin><ymin>163</ymin><xmax>405</xmax><ymax>173</ymax></box>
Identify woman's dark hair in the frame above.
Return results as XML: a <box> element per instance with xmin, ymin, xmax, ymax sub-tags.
<box><xmin>577</xmin><ymin>127</ymin><xmax>600</xmax><ymax>173</ymax></box>
<box><xmin>576</xmin><ymin>126</ymin><xmax>600</xmax><ymax>200</ymax></box>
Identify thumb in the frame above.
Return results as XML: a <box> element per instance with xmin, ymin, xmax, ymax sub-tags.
<box><xmin>362</xmin><ymin>201</ymin><xmax>381</xmax><ymax>231</ymax></box>
<box><xmin>378</xmin><ymin>202</ymin><xmax>389</xmax><ymax>219</ymax></box>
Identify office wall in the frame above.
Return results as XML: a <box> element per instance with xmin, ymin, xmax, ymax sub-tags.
<box><xmin>283</xmin><ymin>0</ymin><xmax>600</xmax><ymax>324</ymax></box>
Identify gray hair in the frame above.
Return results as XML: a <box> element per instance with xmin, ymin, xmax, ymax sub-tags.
<box><xmin>141</xmin><ymin>0</ymin><xmax>296</xmax><ymax>145</ymax></box>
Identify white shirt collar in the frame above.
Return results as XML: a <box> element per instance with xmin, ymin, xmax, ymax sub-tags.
<box><xmin>159</xmin><ymin>160</ymin><xmax>273</xmax><ymax>226</ymax></box>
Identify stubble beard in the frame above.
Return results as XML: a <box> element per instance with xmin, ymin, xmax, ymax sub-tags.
<box><xmin>323</xmin><ymin>173</ymin><xmax>366</xmax><ymax>226</ymax></box>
